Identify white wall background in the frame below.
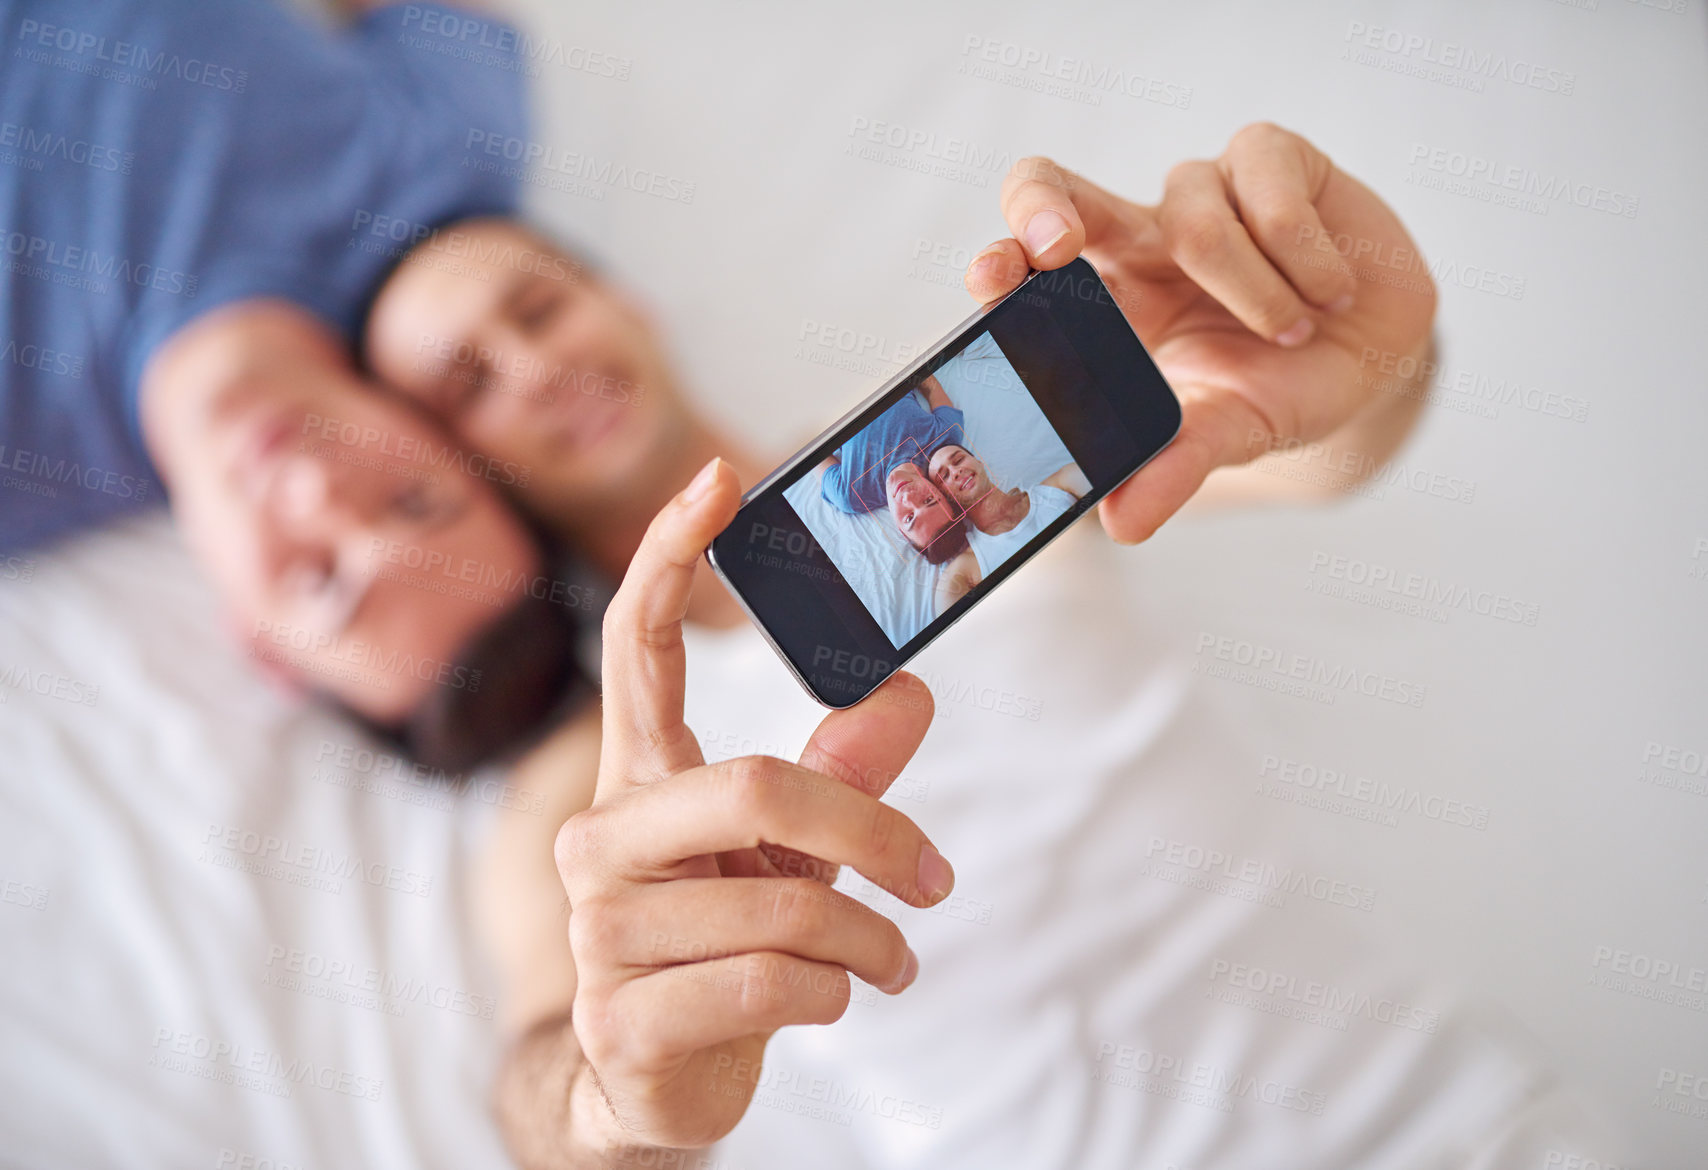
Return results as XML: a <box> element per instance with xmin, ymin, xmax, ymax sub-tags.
<box><xmin>504</xmin><ymin>1</ymin><xmax>1708</xmax><ymax>1163</ymax></box>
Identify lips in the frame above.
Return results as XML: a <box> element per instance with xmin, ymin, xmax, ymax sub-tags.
<box><xmin>547</xmin><ymin>372</ymin><xmax>629</xmax><ymax>453</ymax></box>
<box><xmin>578</xmin><ymin>392</ymin><xmax>623</xmax><ymax>448</ymax></box>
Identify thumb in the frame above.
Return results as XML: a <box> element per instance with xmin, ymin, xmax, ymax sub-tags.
<box><xmin>766</xmin><ymin>670</ymin><xmax>936</xmax><ymax>886</ymax></box>
<box><xmin>1097</xmin><ymin>385</ymin><xmax>1269</xmax><ymax>545</ymax></box>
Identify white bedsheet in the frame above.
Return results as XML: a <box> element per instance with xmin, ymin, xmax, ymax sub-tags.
<box><xmin>0</xmin><ymin>513</ymin><xmax>512</xmax><ymax>1169</ymax></box>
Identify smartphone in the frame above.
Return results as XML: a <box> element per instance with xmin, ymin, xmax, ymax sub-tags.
<box><xmin>706</xmin><ymin>256</ymin><xmax>1180</xmax><ymax>708</ymax></box>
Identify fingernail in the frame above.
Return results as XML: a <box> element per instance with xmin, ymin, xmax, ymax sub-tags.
<box><xmin>1326</xmin><ymin>292</ymin><xmax>1355</xmax><ymax>314</ymax></box>
<box><xmin>1023</xmin><ymin>210</ymin><xmax>1070</xmax><ymax>259</ymax></box>
<box><xmin>682</xmin><ymin>456</ymin><xmax>721</xmax><ymax>504</ymax></box>
<box><xmin>967</xmin><ymin>245</ymin><xmax>1006</xmax><ymax>284</ymax></box>
<box><xmin>1276</xmin><ymin>319</ymin><xmax>1314</xmax><ymax>348</ymax></box>
<box><xmin>916</xmin><ymin>843</ymin><xmax>954</xmax><ymax>903</ymax></box>
<box><xmin>890</xmin><ymin>947</ymin><xmax>920</xmax><ymax>993</ymax></box>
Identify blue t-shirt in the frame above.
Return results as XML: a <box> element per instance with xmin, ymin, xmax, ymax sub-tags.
<box><xmin>821</xmin><ymin>389</ymin><xmax>966</xmax><ymax>515</ymax></box>
<box><xmin>0</xmin><ymin>0</ymin><xmax>528</xmax><ymax>552</ymax></box>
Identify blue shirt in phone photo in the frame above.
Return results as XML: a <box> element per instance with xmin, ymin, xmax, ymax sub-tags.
<box><xmin>821</xmin><ymin>388</ymin><xmax>965</xmax><ymax>514</ymax></box>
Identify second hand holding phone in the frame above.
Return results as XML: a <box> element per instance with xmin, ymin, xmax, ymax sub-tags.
<box><xmin>707</xmin><ymin>256</ymin><xmax>1181</xmax><ymax>708</ymax></box>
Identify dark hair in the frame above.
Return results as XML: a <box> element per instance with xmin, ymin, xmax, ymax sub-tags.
<box><xmin>918</xmin><ymin>512</ymin><xmax>970</xmax><ymax>565</ymax></box>
<box><xmin>341</xmin><ymin>528</ymin><xmax>602</xmax><ymax>774</ymax></box>
<box><xmin>389</xmin><ymin>588</ymin><xmax>595</xmax><ymax>772</ymax></box>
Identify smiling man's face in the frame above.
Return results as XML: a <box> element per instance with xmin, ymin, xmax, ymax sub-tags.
<box><xmin>927</xmin><ymin>443</ymin><xmax>993</xmax><ymax>510</ymax></box>
<box><xmin>363</xmin><ymin>218</ymin><xmax>687</xmax><ymax>530</ymax></box>
<box><xmin>151</xmin><ymin>347</ymin><xmax>540</xmax><ymax>724</ymax></box>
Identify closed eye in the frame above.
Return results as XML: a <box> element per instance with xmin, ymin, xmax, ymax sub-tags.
<box><xmin>513</xmin><ymin>281</ymin><xmax>567</xmax><ymax>335</ymax></box>
<box><xmin>389</xmin><ymin>482</ymin><xmax>464</xmax><ymax>529</ymax></box>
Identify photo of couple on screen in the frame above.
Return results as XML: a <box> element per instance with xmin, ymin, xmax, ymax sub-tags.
<box><xmin>784</xmin><ymin>331</ymin><xmax>1090</xmax><ymax>648</ymax></box>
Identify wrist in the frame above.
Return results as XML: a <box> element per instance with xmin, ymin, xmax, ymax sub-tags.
<box><xmin>567</xmin><ymin>1062</ymin><xmax>631</xmax><ymax>1160</ymax></box>
<box><xmin>567</xmin><ymin>1062</ymin><xmax>688</xmax><ymax>1169</ymax></box>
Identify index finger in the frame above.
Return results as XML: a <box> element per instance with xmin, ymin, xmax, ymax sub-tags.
<box><xmin>580</xmin><ymin>755</ymin><xmax>955</xmax><ymax>909</ymax></box>
<box><xmin>598</xmin><ymin>457</ymin><xmax>739</xmax><ymax>787</ymax></box>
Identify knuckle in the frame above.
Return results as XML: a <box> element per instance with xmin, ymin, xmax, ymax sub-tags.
<box><xmin>570</xmin><ymin>986</ymin><xmax>619</xmax><ymax>1066</ymax></box>
<box><xmin>566</xmin><ymin>893</ymin><xmax>622</xmax><ymax>962</ymax></box>
<box><xmin>1233</xmin><ymin>120</ymin><xmax>1292</xmax><ymax>151</ymax></box>
<box><xmin>1168</xmin><ymin>210</ymin><xmax>1228</xmax><ymax>267</ymax></box>
<box><xmin>1248</xmin><ymin>202</ymin><xmax>1305</xmax><ymax>248</ymax></box>
<box><xmin>621</xmin><ymin>1009</ymin><xmax>681</xmax><ymax>1075</ymax></box>
<box><xmin>614</xmin><ymin>1008</ymin><xmax>677</xmax><ymax>1076</ymax></box>
<box><xmin>554</xmin><ymin>809</ymin><xmax>604</xmax><ymax>881</ymax></box>
<box><xmin>1164</xmin><ymin>158</ymin><xmax>1208</xmax><ymax>191</ymax></box>
<box><xmin>723</xmin><ymin>755</ymin><xmax>784</xmax><ymax>818</ymax></box>
<box><xmin>643</xmin><ymin>722</ymin><xmax>699</xmax><ymax>770</ymax></box>
<box><xmin>767</xmin><ymin>878</ymin><xmax>830</xmax><ymax>943</ymax></box>
<box><xmin>599</xmin><ymin>593</ymin><xmax>642</xmax><ymax>648</ymax></box>
<box><xmin>863</xmin><ymin>804</ymin><xmax>901</xmax><ymax>871</ymax></box>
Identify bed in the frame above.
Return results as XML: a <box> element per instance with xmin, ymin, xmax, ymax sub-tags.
<box><xmin>2</xmin><ymin>0</ymin><xmax>1701</xmax><ymax>1165</ymax></box>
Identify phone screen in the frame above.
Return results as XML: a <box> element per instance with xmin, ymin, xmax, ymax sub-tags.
<box><xmin>783</xmin><ymin>327</ymin><xmax>1089</xmax><ymax>649</ymax></box>
<box><xmin>709</xmin><ymin>258</ymin><xmax>1179</xmax><ymax>707</ymax></box>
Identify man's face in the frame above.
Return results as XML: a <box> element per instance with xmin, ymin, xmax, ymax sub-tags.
<box><xmin>885</xmin><ymin>462</ymin><xmax>959</xmax><ymax>553</ymax></box>
<box><xmin>157</xmin><ymin>361</ymin><xmax>540</xmax><ymax>724</ymax></box>
<box><xmin>927</xmin><ymin>444</ymin><xmax>992</xmax><ymax>510</ymax></box>
<box><xmin>363</xmin><ymin>219</ymin><xmax>682</xmax><ymax>524</ymax></box>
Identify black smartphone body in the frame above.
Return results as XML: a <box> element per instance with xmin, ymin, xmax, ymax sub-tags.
<box><xmin>706</xmin><ymin>257</ymin><xmax>1180</xmax><ymax>708</ymax></box>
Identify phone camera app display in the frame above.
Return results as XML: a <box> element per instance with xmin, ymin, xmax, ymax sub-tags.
<box><xmin>784</xmin><ymin>331</ymin><xmax>1086</xmax><ymax>648</ymax></box>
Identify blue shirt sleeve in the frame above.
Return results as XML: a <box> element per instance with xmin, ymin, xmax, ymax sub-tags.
<box><xmin>0</xmin><ymin>0</ymin><xmax>534</xmax><ymax>553</ymax></box>
<box><xmin>122</xmin><ymin>2</ymin><xmax>533</xmax><ymax>386</ymax></box>
<box><xmin>932</xmin><ymin>405</ymin><xmax>967</xmax><ymax>448</ymax></box>
<box><xmin>349</xmin><ymin>4</ymin><xmax>531</xmax><ymax>163</ymax></box>
<box><xmin>818</xmin><ymin>393</ymin><xmax>967</xmax><ymax>515</ymax></box>
<box><xmin>820</xmin><ymin>458</ymin><xmax>857</xmax><ymax>514</ymax></box>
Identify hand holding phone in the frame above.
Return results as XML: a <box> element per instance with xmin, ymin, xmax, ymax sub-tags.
<box><xmin>709</xmin><ymin>257</ymin><xmax>1180</xmax><ymax>707</ymax></box>
<box><xmin>554</xmin><ymin>461</ymin><xmax>953</xmax><ymax>1152</ymax></box>
<box><xmin>968</xmin><ymin>124</ymin><xmax>1439</xmax><ymax>544</ymax></box>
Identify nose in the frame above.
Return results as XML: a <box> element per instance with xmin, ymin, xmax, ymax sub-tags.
<box><xmin>494</xmin><ymin>315</ymin><xmax>581</xmax><ymax>399</ymax></box>
<box><xmin>274</xmin><ymin>450</ymin><xmax>377</xmax><ymax>531</ymax></box>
